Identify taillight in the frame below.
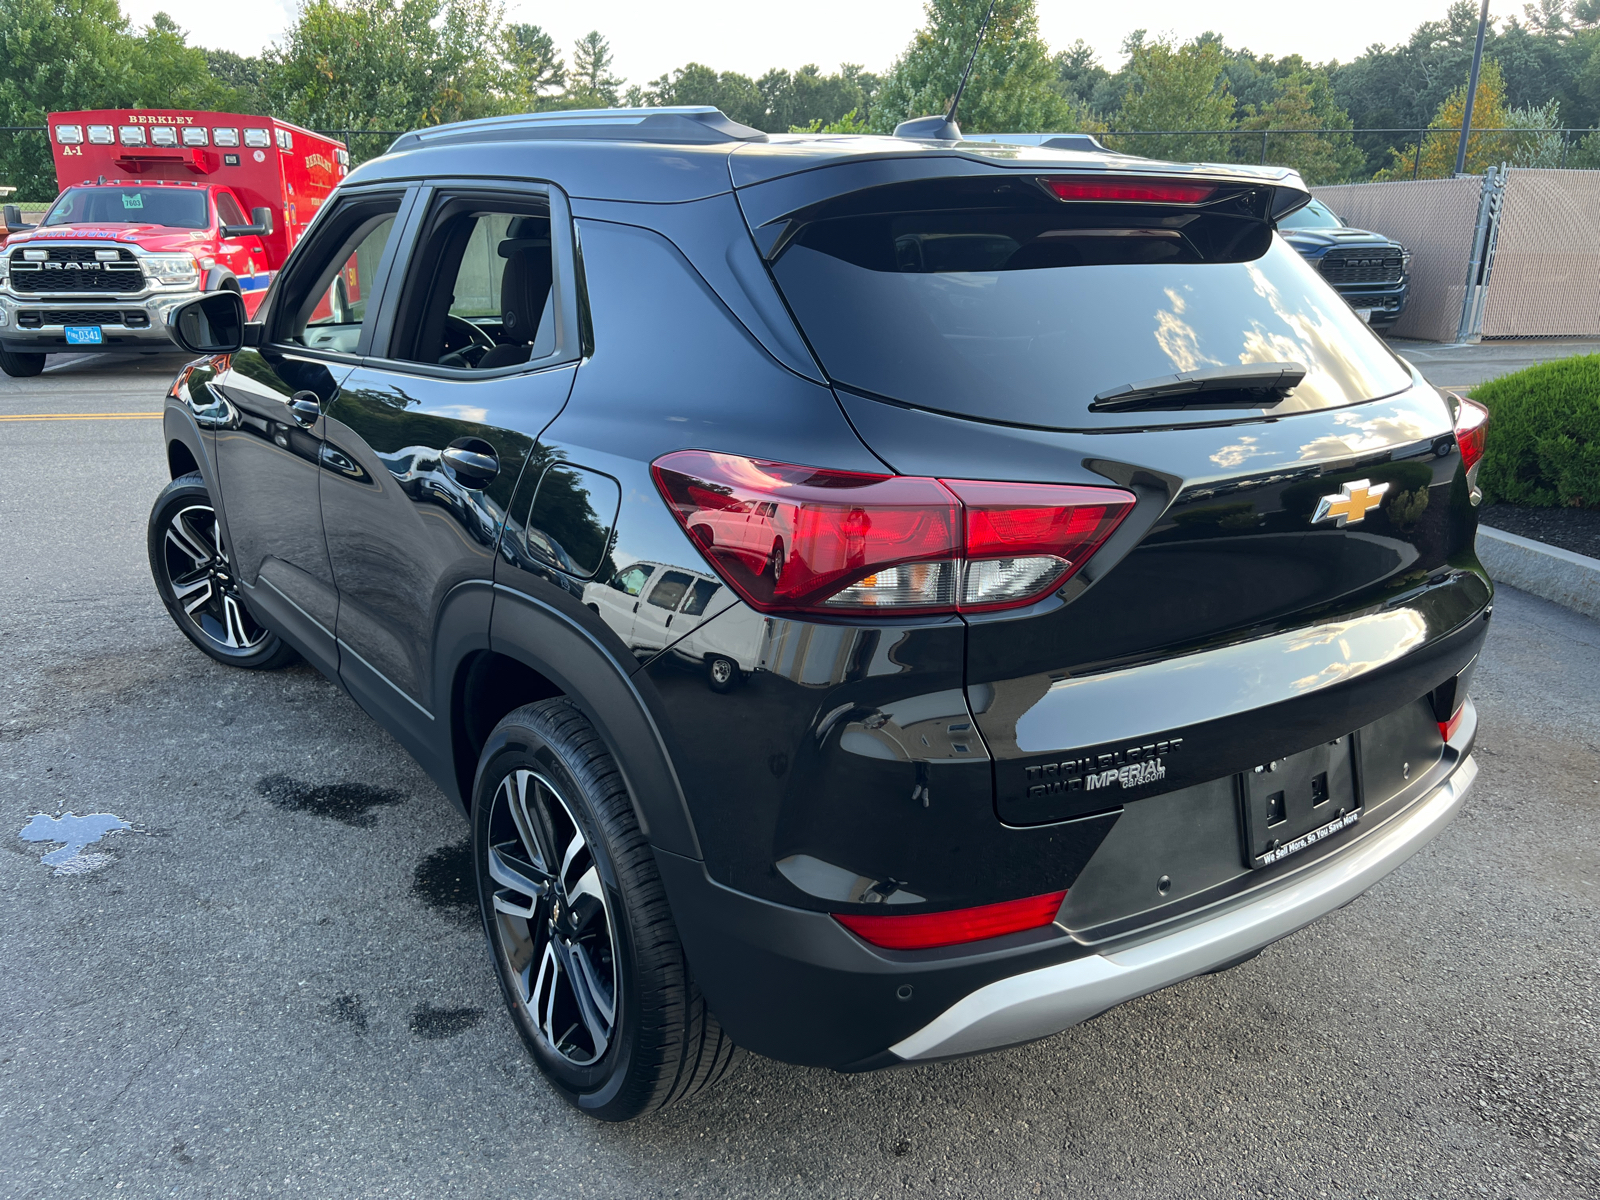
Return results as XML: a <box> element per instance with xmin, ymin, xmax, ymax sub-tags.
<box><xmin>1452</xmin><ymin>394</ymin><xmax>1489</xmax><ymax>473</ymax></box>
<box><xmin>651</xmin><ymin>451</ymin><xmax>1136</xmax><ymax>615</ymax></box>
<box><xmin>1042</xmin><ymin>177</ymin><xmax>1217</xmax><ymax>204</ymax></box>
<box><xmin>834</xmin><ymin>890</ymin><xmax>1067</xmax><ymax>951</ymax></box>
<box><xmin>1439</xmin><ymin>706</ymin><xmax>1466</xmax><ymax>743</ymax></box>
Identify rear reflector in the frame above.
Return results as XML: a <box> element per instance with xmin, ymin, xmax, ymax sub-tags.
<box><xmin>1452</xmin><ymin>395</ymin><xmax>1490</xmax><ymax>473</ymax></box>
<box><xmin>651</xmin><ymin>452</ymin><xmax>1136</xmax><ymax>615</ymax></box>
<box><xmin>1042</xmin><ymin>177</ymin><xmax>1217</xmax><ymax>204</ymax></box>
<box><xmin>834</xmin><ymin>891</ymin><xmax>1067</xmax><ymax>951</ymax></box>
<box><xmin>1440</xmin><ymin>706</ymin><xmax>1466</xmax><ymax>744</ymax></box>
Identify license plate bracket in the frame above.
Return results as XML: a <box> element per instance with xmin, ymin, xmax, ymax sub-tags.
<box><xmin>64</xmin><ymin>325</ymin><xmax>103</xmax><ymax>345</ymax></box>
<box><xmin>1240</xmin><ymin>736</ymin><xmax>1360</xmax><ymax>869</ymax></box>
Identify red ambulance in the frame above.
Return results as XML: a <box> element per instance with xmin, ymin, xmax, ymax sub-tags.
<box><xmin>0</xmin><ymin>109</ymin><xmax>348</xmax><ymax>376</ymax></box>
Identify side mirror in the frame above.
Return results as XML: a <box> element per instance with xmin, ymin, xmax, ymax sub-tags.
<box><xmin>3</xmin><ymin>204</ymin><xmax>35</xmax><ymax>232</ymax></box>
<box><xmin>220</xmin><ymin>206</ymin><xmax>274</xmax><ymax>240</ymax></box>
<box><xmin>169</xmin><ymin>291</ymin><xmax>248</xmax><ymax>354</ymax></box>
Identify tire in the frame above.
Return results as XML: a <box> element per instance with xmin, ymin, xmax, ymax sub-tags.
<box><xmin>706</xmin><ymin>655</ymin><xmax>739</xmax><ymax>693</ymax></box>
<box><xmin>473</xmin><ymin>699</ymin><xmax>741</xmax><ymax>1121</ymax></box>
<box><xmin>767</xmin><ymin>541</ymin><xmax>784</xmax><ymax>583</ymax></box>
<box><xmin>147</xmin><ymin>472</ymin><xmax>299</xmax><ymax>670</ymax></box>
<box><xmin>0</xmin><ymin>349</ymin><xmax>46</xmax><ymax>378</ymax></box>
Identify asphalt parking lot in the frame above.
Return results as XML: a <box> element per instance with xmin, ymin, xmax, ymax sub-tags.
<box><xmin>2</xmin><ymin>351</ymin><xmax>1597</xmax><ymax>1199</ymax></box>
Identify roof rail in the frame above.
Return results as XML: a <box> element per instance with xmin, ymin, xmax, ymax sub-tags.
<box><xmin>387</xmin><ymin>107</ymin><xmax>767</xmax><ymax>154</ymax></box>
<box><xmin>961</xmin><ymin>132</ymin><xmax>1120</xmax><ymax>154</ymax></box>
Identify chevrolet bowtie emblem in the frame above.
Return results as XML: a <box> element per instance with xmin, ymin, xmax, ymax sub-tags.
<box><xmin>1312</xmin><ymin>478</ymin><xmax>1389</xmax><ymax>527</ymax></box>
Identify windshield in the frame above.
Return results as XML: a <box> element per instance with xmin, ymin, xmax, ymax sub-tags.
<box><xmin>1276</xmin><ymin>199</ymin><xmax>1344</xmax><ymax>231</ymax></box>
<box><xmin>43</xmin><ymin>187</ymin><xmax>210</xmax><ymax>230</ymax></box>
<box><xmin>765</xmin><ymin>181</ymin><xmax>1412</xmax><ymax>429</ymax></box>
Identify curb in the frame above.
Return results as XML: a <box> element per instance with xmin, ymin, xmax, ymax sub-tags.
<box><xmin>1476</xmin><ymin>525</ymin><xmax>1600</xmax><ymax>622</ymax></box>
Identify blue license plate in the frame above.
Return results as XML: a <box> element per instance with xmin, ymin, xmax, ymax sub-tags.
<box><xmin>65</xmin><ymin>326</ymin><xmax>103</xmax><ymax>345</ymax></box>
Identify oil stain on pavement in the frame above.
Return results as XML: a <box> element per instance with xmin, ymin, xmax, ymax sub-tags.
<box><xmin>325</xmin><ymin>993</ymin><xmax>369</xmax><ymax>1034</ymax></box>
<box><xmin>18</xmin><ymin>811</ymin><xmax>132</xmax><ymax>875</ymax></box>
<box><xmin>412</xmin><ymin>839</ymin><xmax>477</xmax><ymax>924</ymax></box>
<box><xmin>255</xmin><ymin>774</ymin><xmax>406</xmax><ymax>827</ymax></box>
<box><xmin>409</xmin><ymin>1002</ymin><xmax>484</xmax><ymax>1040</ymax></box>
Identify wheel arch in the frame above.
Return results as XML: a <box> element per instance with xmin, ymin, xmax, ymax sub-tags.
<box><xmin>477</xmin><ymin>584</ymin><xmax>703</xmax><ymax>860</ymax></box>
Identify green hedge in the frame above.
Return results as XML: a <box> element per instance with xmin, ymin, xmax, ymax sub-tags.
<box><xmin>1473</xmin><ymin>353</ymin><xmax>1600</xmax><ymax>508</ymax></box>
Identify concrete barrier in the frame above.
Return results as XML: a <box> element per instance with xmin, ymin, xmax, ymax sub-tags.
<box><xmin>1476</xmin><ymin>526</ymin><xmax>1600</xmax><ymax>621</ymax></box>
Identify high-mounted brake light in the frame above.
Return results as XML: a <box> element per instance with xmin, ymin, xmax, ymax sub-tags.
<box><xmin>651</xmin><ymin>452</ymin><xmax>1136</xmax><ymax>615</ymax></box>
<box><xmin>1042</xmin><ymin>177</ymin><xmax>1217</xmax><ymax>204</ymax></box>
<box><xmin>834</xmin><ymin>890</ymin><xmax>1067</xmax><ymax>951</ymax></box>
<box><xmin>1452</xmin><ymin>394</ymin><xmax>1490</xmax><ymax>473</ymax></box>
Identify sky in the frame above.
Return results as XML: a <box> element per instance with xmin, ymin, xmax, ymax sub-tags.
<box><xmin>123</xmin><ymin>0</ymin><xmax>1466</xmax><ymax>81</ymax></box>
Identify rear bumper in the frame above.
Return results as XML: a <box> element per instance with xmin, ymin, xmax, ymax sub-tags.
<box><xmin>891</xmin><ymin>753</ymin><xmax>1474</xmax><ymax>1061</ymax></box>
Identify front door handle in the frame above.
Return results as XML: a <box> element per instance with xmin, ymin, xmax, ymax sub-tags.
<box><xmin>288</xmin><ymin>392</ymin><xmax>321</xmax><ymax>427</ymax></box>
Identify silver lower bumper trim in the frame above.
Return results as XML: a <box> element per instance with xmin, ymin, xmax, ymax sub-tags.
<box><xmin>891</xmin><ymin>754</ymin><xmax>1476</xmax><ymax>1062</ymax></box>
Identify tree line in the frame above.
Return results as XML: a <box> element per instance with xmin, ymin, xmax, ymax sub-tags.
<box><xmin>5</xmin><ymin>0</ymin><xmax>1600</xmax><ymax>199</ymax></box>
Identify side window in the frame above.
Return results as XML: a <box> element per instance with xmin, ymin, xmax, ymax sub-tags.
<box><xmin>270</xmin><ymin>194</ymin><xmax>403</xmax><ymax>355</ymax></box>
<box><xmin>215</xmin><ymin>192</ymin><xmax>248</xmax><ymax>228</ymax></box>
<box><xmin>681</xmin><ymin>579</ymin><xmax>720</xmax><ymax>617</ymax></box>
<box><xmin>612</xmin><ymin>565</ymin><xmax>653</xmax><ymax>596</ymax></box>
<box><xmin>387</xmin><ymin>195</ymin><xmax>557</xmax><ymax>371</ymax></box>
<box><xmin>646</xmin><ymin>571</ymin><xmax>693</xmax><ymax>611</ymax></box>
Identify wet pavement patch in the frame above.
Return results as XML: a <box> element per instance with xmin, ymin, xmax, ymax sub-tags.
<box><xmin>412</xmin><ymin>839</ymin><xmax>477</xmax><ymax>924</ymax></box>
<box><xmin>18</xmin><ymin>811</ymin><xmax>132</xmax><ymax>875</ymax></box>
<box><xmin>324</xmin><ymin>992</ymin><xmax>368</xmax><ymax>1033</ymax></box>
<box><xmin>409</xmin><ymin>1002</ymin><xmax>485</xmax><ymax>1040</ymax></box>
<box><xmin>255</xmin><ymin>774</ymin><xmax>406</xmax><ymax>827</ymax></box>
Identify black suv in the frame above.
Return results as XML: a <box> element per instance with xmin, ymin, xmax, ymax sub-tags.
<box><xmin>150</xmin><ymin>107</ymin><xmax>1491</xmax><ymax>1122</ymax></box>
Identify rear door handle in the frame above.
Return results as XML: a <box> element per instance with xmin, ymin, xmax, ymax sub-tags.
<box><xmin>442</xmin><ymin>445</ymin><xmax>499</xmax><ymax>488</ymax></box>
<box><xmin>289</xmin><ymin>392</ymin><xmax>321</xmax><ymax>427</ymax></box>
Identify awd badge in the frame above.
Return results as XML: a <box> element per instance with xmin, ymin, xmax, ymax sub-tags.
<box><xmin>1312</xmin><ymin>478</ymin><xmax>1389</xmax><ymax>527</ymax></box>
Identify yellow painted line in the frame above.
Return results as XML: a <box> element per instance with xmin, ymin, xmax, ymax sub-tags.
<box><xmin>0</xmin><ymin>411</ymin><xmax>163</xmax><ymax>422</ymax></box>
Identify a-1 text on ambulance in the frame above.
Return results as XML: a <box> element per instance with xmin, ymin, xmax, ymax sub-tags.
<box><xmin>0</xmin><ymin>109</ymin><xmax>347</xmax><ymax>377</ymax></box>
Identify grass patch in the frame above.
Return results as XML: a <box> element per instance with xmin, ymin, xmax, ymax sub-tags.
<box><xmin>1472</xmin><ymin>353</ymin><xmax>1600</xmax><ymax>508</ymax></box>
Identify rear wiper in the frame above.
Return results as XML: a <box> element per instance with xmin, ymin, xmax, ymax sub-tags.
<box><xmin>1090</xmin><ymin>362</ymin><xmax>1307</xmax><ymax>412</ymax></box>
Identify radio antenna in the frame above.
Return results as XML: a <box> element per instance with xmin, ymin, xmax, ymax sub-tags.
<box><xmin>893</xmin><ymin>0</ymin><xmax>999</xmax><ymax>141</ymax></box>
<box><xmin>947</xmin><ymin>0</ymin><xmax>997</xmax><ymax>129</ymax></box>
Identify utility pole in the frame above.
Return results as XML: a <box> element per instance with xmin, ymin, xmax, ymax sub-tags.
<box><xmin>1455</xmin><ymin>0</ymin><xmax>1492</xmax><ymax>176</ymax></box>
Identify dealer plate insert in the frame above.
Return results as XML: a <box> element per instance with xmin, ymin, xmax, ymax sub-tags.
<box><xmin>1240</xmin><ymin>735</ymin><xmax>1360</xmax><ymax>869</ymax></box>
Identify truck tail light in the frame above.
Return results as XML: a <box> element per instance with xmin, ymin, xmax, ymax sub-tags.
<box><xmin>834</xmin><ymin>890</ymin><xmax>1067</xmax><ymax>950</ymax></box>
<box><xmin>650</xmin><ymin>451</ymin><xmax>1135</xmax><ymax>615</ymax></box>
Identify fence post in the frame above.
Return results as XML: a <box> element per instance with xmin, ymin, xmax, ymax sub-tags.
<box><xmin>1457</xmin><ymin>165</ymin><xmax>1506</xmax><ymax>342</ymax></box>
<box><xmin>1560</xmin><ymin>130</ymin><xmax>1570</xmax><ymax>168</ymax></box>
<box><xmin>1413</xmin><ymin>132</ymin><xmax>1423</xmax><ymax>180</ymax></box>
<box><xmin>1260</xmin><ymin>129</ymin><xmax>1269</xmax><ymax>165</ymax></box>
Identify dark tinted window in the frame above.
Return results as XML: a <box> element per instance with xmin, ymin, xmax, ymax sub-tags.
<box><xmin>681</xmin><ymin>579</ymin><xmax>720</xmax><ymax>616</ymax></box>
<box><xmin>215</xmin><ymin>192</ymin><xmax>248</xmax><ymax>227</ymax></box>
<box><xmin>647</xmin><ymin>571</ymin><xmax>693</xmax><ymax>610</ymax></box>
<box><xmin>766</xmin><ymin>179</ymin><xmax>1413</xmax><ymax>429</ymax></box>
<box><xmin>44</xmin><ymin>187</ymin><xmax>208</xmax><ymax>229</ymax></box>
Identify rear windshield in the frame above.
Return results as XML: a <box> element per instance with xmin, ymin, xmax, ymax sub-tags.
<box><xmin>43</xmin><ymin>187</ymin><xmax>209</xmax><ymax>230</ymax></box>
<box><xmin>765</xmin><ymin>178</ymin><xmax>1412</xmax><ymax>428</ymax></box>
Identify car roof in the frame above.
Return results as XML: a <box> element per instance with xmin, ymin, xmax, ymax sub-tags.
<box><xmin>348</xmin><ymin>106</ymin><xmax>1308</xmax><ymax>208</ymax></box>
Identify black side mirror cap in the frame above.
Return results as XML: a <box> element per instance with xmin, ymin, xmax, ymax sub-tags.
<box><xmin>168</xmin><ymin>291</ymin><xmax>247</xmax><ymax>354</ymax></box>
<box><xmin>3</xmin><ymin>203</ymin><xmax>36</xmax><ymax>231</ymax></box>
<box><xmin>220</xmin><ymin>206</ymin><xmax>274</xmax><ymax>240</ymax></box>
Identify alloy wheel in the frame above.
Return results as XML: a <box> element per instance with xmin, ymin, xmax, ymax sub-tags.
<box><xmin>487</xmin><ymin>768</ymin><xmax>618</xmax><ymax>1067</ymax></box>
<box><xmin>161</xmin><ymin>503</ymin><xmax>270</xmax><ymax>653</ymax></box>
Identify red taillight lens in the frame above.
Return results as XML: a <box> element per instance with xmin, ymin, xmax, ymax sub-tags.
<box><xmin>651</xmin><ymin>452</ymin><xmax>1136</xmax><ymax>615</ymax></box>
<box><xmin>834</xmin><ymin>890</ymin><xmax>1067</xmax><ymax>951</ymax></box>
<box><xmin>1453</xmin><ymin>395</ymin><xmax>1490</xmax><ymax>473</ymax></box>
<box><xmin>1440</xmin><ymin>705</ymin><xmax>1466</xmax><ymax>743</ymax></box>
<box><xmin>944</xmin><ymin>479</ymin><xmax>1137</xmax><ymax>611</ymax></box>
<box><xmin>1042</xmin><ymin>177</ymin><xmax>1217</xmax><ymax>204</ymax></box>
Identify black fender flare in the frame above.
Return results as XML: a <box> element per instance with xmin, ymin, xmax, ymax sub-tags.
<box><xmin>203</xmin><ymin>266</ymin><xmax>240</xmax><ymax>294</ymax></box>
<box><xmin>488</xmin><ymin>583</ymin><xmax>703</xmax><ymax>860</ymax></box>
<box><xmin>161</xmin><ymin>404</ymin><xmax>221</xmax><ymax>504</ymax></box>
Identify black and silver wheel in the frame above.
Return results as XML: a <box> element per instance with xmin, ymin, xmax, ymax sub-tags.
<box><xmin>0</xmin><ymin>349</ymin><xmax>46</xmax><ymax>378</ymax></box>
<box><xmin>706</xmin><ymin>655</ymin><xmax>739</xmax><ymax>693</ymax></box>
<box><xmin>473</xmin><ymin>699</ymin><xmax>740</xmax><ymax>1121</ymax></box>
<box><xmin>148</xmin><ymin>472</ymin><xmax>297</xmax><ymax>669</ymax></box>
